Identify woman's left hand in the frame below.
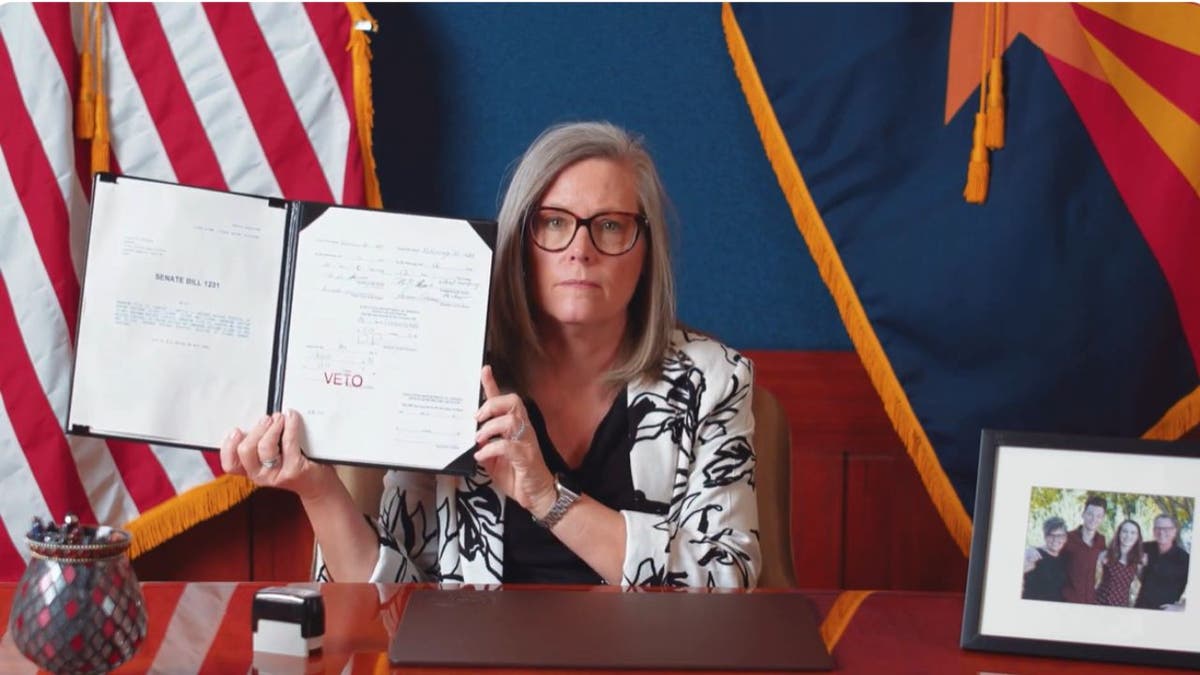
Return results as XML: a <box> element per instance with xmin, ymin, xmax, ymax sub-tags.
<box><xmin>473</xmin><ymin>365</ymin><xmax>558</xmax><ymax>517</ymax></box>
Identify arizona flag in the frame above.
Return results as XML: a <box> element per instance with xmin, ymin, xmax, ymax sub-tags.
<box><xmin>0</xmin><ymin>2</ymin><xmax>379</xmax><ymax>579</ymax></box>
<box><xmin>724</xmin><ymin>3</ymin><xmax>1200</xmax><ymax>554</ymax></box>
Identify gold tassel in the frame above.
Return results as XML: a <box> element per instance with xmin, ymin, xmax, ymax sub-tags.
<box><xmin>345</xmin><ymin>3</ymin><xmax>382</xmax><ymax>208</ymax></box>
<box><xmin>89</xmin><ymin>3</ymin><xmax>110</xmax><ymax>174</ymax></box>
<box><xmin>965</xmin><ymin>4</ymin><xmax>991</xmax><ymax>204</ymax></box>
<box><xmin>985</xmin><ymin>4</ymin><xmax>1006</xmax><ymax>149</ymax></box>
<box><xmin>964</xmin><ymin>113</ymin><xmax>990</xmax><ymax>204</ymax></box>
<box><xmin>985</xmin><ymin>57</ymin><xmax>1005</xmax><ymax>148</ymax></box>
<box><xmin>76</xmin><ymin>3</ymin><xmax>96</xmax><ymax>140</ymax></box>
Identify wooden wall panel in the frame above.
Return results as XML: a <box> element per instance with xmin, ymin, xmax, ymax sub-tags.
<box><xmin>746</xmin><ymin>350</ymin><xmax>968</xmax><ymax>591</ymax></box>
<box><xmin>789</xmin><ymin>453</ymin><xmax>843</xmax><ymax>587</ymax></box>
<box><xmin>249</xmin><ymin>489</ymin><xmax>314</xmax><ymax>581</ymax></box>
<box><xmin>885</xmin><ymin>452</ymin><xmax>969</xmax><ymax>590</ymax></box>
<box><xmin>842</xmin><ymin>453</ymin><xmax>896</xmax><ymax>587</ymax></box>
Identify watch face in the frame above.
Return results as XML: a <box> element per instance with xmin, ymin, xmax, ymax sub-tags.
<box><xmin>555</xmin><ymin>472</ymin><xmax>582</xmax><ymax>495</ymax></box>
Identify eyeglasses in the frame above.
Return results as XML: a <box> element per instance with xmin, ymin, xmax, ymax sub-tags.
<box><xmin>526</xmin><ymin>207</ymin><xmax>647</xmax><ymax>256</ymax></box>
<box><xmin>1046</xmin><ymin>532</ymin><xmax>1068</xmax><ymax>540</ymax></box>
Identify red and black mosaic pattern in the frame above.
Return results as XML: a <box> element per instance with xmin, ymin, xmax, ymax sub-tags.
<box><xmin>9</xmin><ymin>537</ymin><xmax>146</xmax><ymax>673</ymax></box>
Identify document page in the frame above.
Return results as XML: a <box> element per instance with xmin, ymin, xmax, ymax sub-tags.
<box><xmin>282</xmin><ymin>207</ymin><xmax>492</xmax><ymax>470</ymax></box>
<box><xmin>69</xmin><ymin>178</ymin><xmax>285</xmax><ymax>448</ymax></box>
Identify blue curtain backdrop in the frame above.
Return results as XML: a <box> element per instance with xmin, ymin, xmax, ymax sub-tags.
<box><xmin>365</xmin><ymin>3</ymin><xmax>850</xmax><ymax>351</ymax></box>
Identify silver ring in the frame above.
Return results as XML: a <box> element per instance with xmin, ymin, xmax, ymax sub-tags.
<box><xmin>260</xmin><ymin>455</ymin><xmax>280</xmax><ymax>469</ymax></box>
<box><xmin>509</xmin><ymin>416</ymin><xmax>526</xmax><ymax>442</ymax></box>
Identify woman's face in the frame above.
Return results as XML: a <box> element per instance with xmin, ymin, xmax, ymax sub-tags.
<box><xmin>527</xmin><ymin>157</ymin><xmax>647</xmax><ymax>332</ymax></box>
<box><xmin>1044</xmin><ymin>528</ymin><xmax>1068</xmax><ymax>556</ymax></box>
<box><xmin>1118</xmin><ymin>521</ymin><xmax>1139</xmax><ymax>551</ymax></box>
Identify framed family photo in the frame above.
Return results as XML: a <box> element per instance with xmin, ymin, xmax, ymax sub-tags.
<box><xmin>961</xmin><ymin>430</ymin><xmax>1198</xmax><ymax>669</ymax></box>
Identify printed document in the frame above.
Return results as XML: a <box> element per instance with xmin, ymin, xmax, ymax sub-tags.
<box><xmin>282</xmin><ymin>207</ymin><xmax>492</xmax><ymax>470</ymax></box>
<box><xmin>69</xmin><ymin>179</ymin><xmax>284</xmax><ymax>448</ymax></box>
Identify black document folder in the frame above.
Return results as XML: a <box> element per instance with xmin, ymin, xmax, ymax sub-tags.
<box><xmin>388</xmin><ymin>588</ymin><xmax>835</xmax><ymax>671</ymax></box>
<box><xmin>66</xmin><ymin>174</ymin><xmax>495</xmax><ymax>473</ymax></box>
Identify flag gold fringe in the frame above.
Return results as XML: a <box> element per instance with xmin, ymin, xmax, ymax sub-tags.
<box><xmin>721</xmin><ymin>2</ymin><xmax>974</xmax><ymax>557</ymax></box>
<box><xmin>345</xmin><ymin>2</ymin><xmax>382</xmax><ymax>208</ymax></box>
<box><xmin>124</xmin><ymin>475</ymin><xmax>256</xmax><ymax>559</ymax></box>
<box><xmin>820</xmin><ymin>590</ymin><xmax>874</xmax><ymax>652</ymax></box>
<box><xmin>1142</xmin><ymin>385</ymin><xmax>1200</xmax><ymax>440</ymax></box>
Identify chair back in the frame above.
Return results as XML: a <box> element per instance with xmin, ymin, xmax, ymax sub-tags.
<box><xmin>751</xmin><ymin>383</ymin><xmax>798</xmax><ymax>588</ymax></box>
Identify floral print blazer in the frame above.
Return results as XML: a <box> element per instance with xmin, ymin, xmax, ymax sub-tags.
<box><xmin>321</xmin><ymin>329</ymin><xmax>761</xmax><ymax>588</ymax></box>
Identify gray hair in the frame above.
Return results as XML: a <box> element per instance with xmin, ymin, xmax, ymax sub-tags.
<box><xmin>1153</xmin><ymin>514</ymin><xmax>1180</xmax><ymax>528</ymax></box>
<box><xmin>1153</xmin><ymin>514</ymin><xmax>1181</xmax><ymax>544</ymax></box>
<box><xmin>488</xmin><ymin>121</ymin><xmax>676</xmax><ymax>390</ymax></box>
<box><xmin>1043</xmin><ymin>516</ymin><xmax>1067</xmax><ymax>537</ymax></box>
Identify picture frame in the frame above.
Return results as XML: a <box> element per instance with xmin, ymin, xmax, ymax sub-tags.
<box><xmin>961</xmin><ymin>430</ymin><xmax>1199</xmax><ymax>669</ymax></box>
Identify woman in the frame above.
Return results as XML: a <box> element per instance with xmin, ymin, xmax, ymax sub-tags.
<box><xmin>219</xmin><ymin>122</ymin><xmax>761</xmax><ymax>588</ymax></box>
<box><xmin>1023</xmin><ymin>516</ymin><xmax>1068</xmax><ymax>601</ymax></box>
<box><xmin>1094</xmin><ymin>519</ymin><xmax>1146</xmax><ymax>606</ymax></box>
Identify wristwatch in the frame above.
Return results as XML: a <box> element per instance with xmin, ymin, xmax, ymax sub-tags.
<box><xmin>533</xmin><ymin>474</ymin><xmax>581</xmax><ymax>530</ymax></box>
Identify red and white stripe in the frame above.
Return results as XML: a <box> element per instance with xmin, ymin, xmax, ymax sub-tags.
<box><xmin>0</xmin><ymin>2</ymin><xmax>367</xmax><ymax>579</ymax></box>
<box><xmin>147</xmin><ymin>582</ymin><xmax>237</xmax><ymax>672</ymax></box>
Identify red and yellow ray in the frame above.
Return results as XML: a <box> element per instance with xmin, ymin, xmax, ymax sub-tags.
<box><xmin>947</xmin><ymin>2</ymin><xmax>1200</xmax><ymax>381</ymax></box>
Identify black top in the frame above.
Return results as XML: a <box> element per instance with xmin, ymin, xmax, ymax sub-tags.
<box><xmin>1135</xmin><ymin>543</ymin><xmax>1190</xmax><ymax>609</ymax></box>
<box><xmin>502</xmin><ymin>392</ymin><xmax>635</xmax><ymax>584</ymax></box>
<box><xmin>1022</xmin><ymin>548</ymin><xmax>1067</xmax><ymax>602</ymax></box>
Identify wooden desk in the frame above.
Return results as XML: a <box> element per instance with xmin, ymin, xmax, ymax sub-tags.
<box><xmin>0</xmin><ymin>583</ymin><xmax>1190</xmax><ymax>674</ymax></box>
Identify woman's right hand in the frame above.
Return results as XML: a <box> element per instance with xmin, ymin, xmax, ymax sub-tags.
<box><xmin>219</xmin><ymin>410</ymin><xmax>338</xmax><ymax>502</ymax></box>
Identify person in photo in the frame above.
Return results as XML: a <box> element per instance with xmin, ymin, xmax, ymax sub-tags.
<box><xmin>1135</xmin><ymin>514</ymin><xmax>1190</xmax><ymax>611</ymax></box>
<box><xmin>1023</xmin><ymin>516</ymin><xmax>1069</xmax><ymax>601</ymax></box>
<box><xmin>1059</xmin><ymin>495</ymin><xmax>1108</xmax><ymax>604</ymax></box>
<box><xmin>219</xmin><ymin>121</ymin><xmax>762</xmax><ymax>588</ymax></box>
<box><xmin>1093</xmin><ymin>518</ymin><xmax>1146</xmax><ymax>607</ymax></box>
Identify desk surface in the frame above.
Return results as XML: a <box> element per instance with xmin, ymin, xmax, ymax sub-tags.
<box><xmin>0</xmin><ymin>583</ymin><xmax>1191</xmax><ymax>674</ymax></box>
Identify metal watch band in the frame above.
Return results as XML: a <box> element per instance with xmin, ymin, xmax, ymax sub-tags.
<box><xmin>534</xmin><ymin>477</ymin><xmax>580</xmax><ymax>530</ymax></box>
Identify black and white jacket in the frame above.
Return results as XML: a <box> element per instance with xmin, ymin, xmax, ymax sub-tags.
<box><xmin>344</xmin><ymin>329</ymin><xmax>761</xmax><ymax>588</ymax></box>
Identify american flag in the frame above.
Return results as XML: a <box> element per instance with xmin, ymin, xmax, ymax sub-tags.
<box><xmin>0</xmin><ymin>2</ymin><xmax>379</xmax><ymax>579</ymax></box>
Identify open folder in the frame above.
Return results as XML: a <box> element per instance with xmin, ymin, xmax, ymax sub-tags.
<box><xmin>66</xmin><ymin>174</ymin><xmax>495</xmax><ymax>474</ymax></box>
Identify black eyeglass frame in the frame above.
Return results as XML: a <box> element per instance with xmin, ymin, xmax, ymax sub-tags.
<box><xmin>523</xmin><ymin>207</ymin><xmax>649</xmax><ymax>256</ymax></box>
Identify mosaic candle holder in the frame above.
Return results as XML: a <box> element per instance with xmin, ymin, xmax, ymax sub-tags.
<box><xmin>8</xmin><ymin>527</ymin><xmax>147</xmax><ymax>674</ymax></box>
